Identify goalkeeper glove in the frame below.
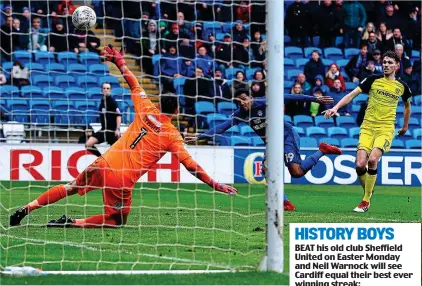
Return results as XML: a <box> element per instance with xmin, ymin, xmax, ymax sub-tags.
<box><xmin>101</xmin><ymin>44</ymin><xmax>126</xmax><ymax>69</ymax></box>
<box><xmin>209</xmin><ymin>180</ymin><xmax>237</xmax><ymax>196</ymax></box>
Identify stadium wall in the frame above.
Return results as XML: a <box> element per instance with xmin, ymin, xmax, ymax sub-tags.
<box><xmin>0</xmin><ymin>144</ymin><xmax>420</xmax><ymax>186</ymax></box>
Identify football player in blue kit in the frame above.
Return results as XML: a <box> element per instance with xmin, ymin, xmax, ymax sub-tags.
<box><xmin>186</xmin><ymin>89</ymin><xmax>343</xmax><ymax>211</ymax></box>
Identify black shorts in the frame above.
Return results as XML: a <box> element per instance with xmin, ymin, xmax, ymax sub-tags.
<box><xmin>92</xmin><ymin>130</ymin><xmax>118</xmax><ymax>145</ymax></box>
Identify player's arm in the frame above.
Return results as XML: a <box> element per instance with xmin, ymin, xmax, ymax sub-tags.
<box><xmin>185</xmin><ymin>117</ymin><xmax>238</xmax><ymax>144</ymax></box>
<box><xmin>284</xmin><ymin>94</ymin><xmax>333</xmax><ymax>104</ymax></box>
<box><xmin>169</xmin><ymin>142</ymin><xmax>237</xmax><ymax>195</ymax></box>
<box><xmin>398</xmin><ymin>83</ymin><xmax>412</xmax><ymax>136</ymax></box>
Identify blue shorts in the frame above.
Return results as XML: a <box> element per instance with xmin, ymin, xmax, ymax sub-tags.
<box><xmin>284</xmin><ymin>126</ymin><xmax>302</xmax><ymax>166</ymax></box>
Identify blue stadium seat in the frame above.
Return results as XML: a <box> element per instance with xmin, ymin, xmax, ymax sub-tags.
<box><xmin>75</xmin><ymin>101</ymin><xmax>97</xmax><ymax>111</ymax></box>
<box><xmin>225</xmin><ymin>67</ymin><xmax>243</xmax><ymax>80</ymax></box>
<box><xmin>0</xmin><ymin>85</ymin><xmax>20</xmax><ymax>98</ymax></box>
<box><xmin>152</xmin><ymin>54</ymin><xmax>161</xmax><ymax>77</ymax></box>
<box><xmin>413</xmin><ymin>95</ymin><xmax>422</xmax><ymax>106</ymax></box>
<box><xmin>88</xmin><ymin>87</ymin><xmax>103</xmax><ymax>100</ymax></box>
<box><xmin>89</xmin><ymin>64</ymin><xmax>109</xmax><ymax>76</ymax></box>
<box><xmin>319</xmin><ymin>138</ymin><xmax>340</xmax><ymax>147</ymax></box>
<box><xmin>77</xmin><ymin>75</ymin><xmax>98</xmax><ymax>89</ymax></box>
<box><xmin>195</xmin><ymin>101</ymin><xmax>215</xmax><ymax>115</ymax></box>
<box><xmin>252</xmin><ymin>136</ymin><xmax>265</xmax><ymax>147</ymax></box>
<box><xmin>406</xmin><ymin>140</ymin><xmax>422</xmax><ymax>149</ymax></box>
<box><xmin>284</xmin><ymin>58</ymin><xmax>295</xmax><ymax>67</ymax></box>
<box><xmin>395</xmin><ymin>128</ymin><xmax>412</xmax><ymax>141</ymax></box>
<box><xmin>284</xmin><ymin>81</ymin><xmax>294</xmax><ymax>94</ymax></box>
<box><xmin>315</xmin><ymin>115</ymin><xmax>335</xmax><ymax>128</ymax></box>
<box><xmin>284</xmin><ymin>115</ymin><xmax>293</xmax><ymax>124</ymax></box>
<box><xmin>285</xmin><ymin>46</ymin><xmax>303</xmax><ymax>60</ymax></box>
<box><xmin>46</xmin><ymin>63</ymin><xmax>66</xmax><ymax>72</ymax></box>
<box><xmin>344</xmin><ymin>48</ymin><xmax>360</xmax><ymax>59</ymax></box>
<box><xmin>79</xmin><ymin>52</ymin><xmax>100</xmax><ymax>65</ymax></box>
<box><xmin>353</xmin><ymin>94</ymin><xmax>368</xmax><ymax>104</ymax></box>
<box><xmin>225</xmin><ymin>125</ymin><xmax>241</xmax><ymax>136</ymax></box>
<box><xmin>304</xmin><ymin>47</ymin><xmax>322</xmax><ymax>58</ymax></box>
<box><xmin>217</xmin><ymin>102</ymin><xmax>237</xmax><ymax>116</ymax></box>
<box><xmin>399</xmin><ymin>117</ymin><xmax>419</xmax><ymax>128</ymax></box>
<box><xmin>300</xmin><ymin>137</ymin><xmax>318</xmax><ymax>148</ymax></box>
<box><xmin>240</xmin><ymin>125</ymin><xmax>255</xmax><ymax>136</ymax></box>
<box><xmin>215</xmin><ymin>32</ymin><xmax>225</xmax><ymax>41</ymax></box>
<box><xmin>411</xmin><ymin>105</ymin><xmax>422</xmax><ymax>118</ymax></box>
<box><xmin>350</xmin><ymin>104</ymin><xmax>360</xmax><ymax>117</ymax></box>
<box><xmin>25</xmin><ymin>62</ymin><xmax>44</xmax><ymax>71</ymax></box>
<box><xmin>203</xmin><ymin>22</ymin><xmax>222</xmax><ymax>39</ymax></box>
<box><xmin>21</xmin><ymin>86</ymin><xmax>43</xmax><ymax>99</ymax></box>
<box><xmin>30</xmin><ymin>99</ymin><xmax>51</xmax><ymax>112</ymax></box>
<box><xmin>293</xmin><ymin>126</ymin><xmax>305</xmax><ymax>136</ymax></box>
<box><xmin>52</xmin><ymin>100</ymin><xmax>74</xmax><ymax>111</ymax></box>
<box><xmin>13</xmin><ymin>51</ymin><xmax>32</xmax><ymax>65</ymax></box>
<box><xmin>324</xmin><ymin>47</ymin><xmax>343</xmax><ymax>60</ymax></box>
<box><xmin>349</xmin><ymin>127</ymin><xmax>360</xmax><ymax>139</ymax></box>
<box><xmin>68</xmin><ymin>64</ymin><xmax>88</xmax><ymax>74</ymax></box>
<box><xmin>55</xmin><ymin>75</ymin><xmax>76</xmax><ymax>88</ymax></box>
<box><xmin>411</xmin><ymin>50</ymin><xmax>420</xmax><ymax>60</ymax></box>
<box><xmin>111</xmin><ymin>87</ymin><xmax>131</xmax><ymax>101</ymax></box>
<box><xmin>7</xmin><ymin>99</ymin><xmax>29</xmax><ymax>123</ymax></box>
<box><xmin>245</xmin><ymin>68</ymin><xmax>261</xmax><ymax>80</ymax></box>
<box><xmin>31</xmin><ymin>109</ymin><xmax>51</xmax><ymax>124</ymax></box>
<box><xmin>306</xmin><ymin>126</ymin><xmax>326</xmax><ymax>140</ymax></box>
<box><xmin>396</xmin><ymin>105</ymin><xmax>404</xmax><ymax>115</ymax></box>
<box><xmin>321</xmin><ymin>58</ymin><xmax>334</xmax><ymax>67</ymax></box>
<box><xmin>44</xmin><ymin>86</ymin><xmax>64</xmax><ymax>99</ymax></box>
<box><xmin>336</xmin><ymin>116</ymin><xmax>356</xmax><ymax>128</ymax></box>
<box><xmin>336</xmin><ymin>59</ymin><xmax>349</xmax><ymax>69</ymax></box>
<box><xmin>391</xmin><ymin>139</ymin><xmax>405</xmax><ymax>149</ymax></box>
<box><xmin>222</xmin><ymin>22</ymin><xmax>235</xmax><ymax>33</ymax></box>
<box><xmin>2</xmin><ymin>61</ymin><xmax>14</xmax><ymax>73</ymax></box>
<box><xmin>295</xmin><ymin>58</ymin><xmax>308</xmax><ymax>69</ymax></box>
<box><xmin>57</xmin><ymin>51</ymin><xmax>78</xmax><ymax>66</ymax></box>
<box><xmin>294</xmin><ymin>115</ymin><xmax>314</xmax><ymax>129</ymax></box>
<box><xmin>327</xmin><ymin>127</ymin><xmax>348</xmax><ymax>139</ymax></box>
<box><xmin>7</xmin><ymin>99</ymin><xmax>29</xmax><ymax>111</ymax></box>
<box><xmin>413</xmin><ymin>128</ymin><xmax>422</xmax><ymax>140</ymax></box>
<box><xmin>230</xmin><ymin>136</ymin><xmax>251</xmax><ymax>146</ymax></box>
<box><xmin>341</xmin><ymin>138</ymin><xmax>358</xmax><ymax>148</ymax></box>
<box><xmin>206</xmin><ymin>113</ymin><xmax>228</xmax><ymax>128</ymax></box>
<box><xmin>99</xmin><ymin>76</ymin><xmax>120</xmax><ymax>88</ymax></box>
<box><xmin>287</xmin><ymin>69</ymin><xmax>302</xmax><ymax>81</ymax></box>
<box><xmin>35</xmin><ymin>52</ymin><xmax>55</xmax><ymax>65</ymax></box>
<box><xmin>77</xmin><ymin>109</ymin><xmax>100</xmax><ymax>126</ymax></box>
<box><xmin>32</xmin><ymin>75</ymin><xmax>54</xmax><ymax>88</ymax></box>
<box><xmin>66</xmin><ymin>87</ymin><xmax>88</xmax><ymax>100</ymax></box>
<box><xmin>345</xmin><ymin>81</ymin><xmax>358</xmax><ymax>91</ymax></box>
<box><xmin>335</xmin><ymin>37</ymin><xmax>343</xmax><ymax>47</ymax></box>
<box><xmin>54</xmin><ymin>111</ymin><xmax>74</xmax><ymax>125</ymax></box>
<box><xmin>173</xmin><ymin>77</ymin><xmax>186</xmax><ymax>94</ymax></box>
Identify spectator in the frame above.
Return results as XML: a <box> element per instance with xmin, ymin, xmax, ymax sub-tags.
<box><xmin>318</xmin><ymin>0</ymin><xmax>342</xmax><ymax>48</ymax></box>
<box><xmin>140</xmin><ymin>11</ymin><xmax>151</xmax><ymax>36</ymax></box>
<box><xmin>411</xmin><ymin>53</ymin><xmax>421</xmax><ymax>94</ymax></box>
<box><xmin>196</xmin><ymin>46</ymin><xmax>214</xmax><ymax>77</ymax></box>
<box><xmin>304</xmin><ymin>50</ymin><xmax>325</xmax><ymax>85</ymax></box>
<box><xmin>361</xmin><ymin>22</ymin><xmax>375</xmax><ymax>41</ymax></box>
<box><xmin>160</xmin><ymin>45</ymin><xmax>182</xmax><ymax>91</ymax></box>
<box><xmin>196</xmin><ymin>1</ymin><xmax>214</xmax><ymax>21</ymax></box>
<box><xmin>235</xmin><ymin>1</ymin><xmax>251</xmax><ymax>23</ymax></box>
<box><xmin>163</xmin><ymin>24</ymin><xmax>189</xmax><ymax>53</ymax></box>
<box><xmin>231</xmin><ymin>71</ymin><xmax>248</xmax><ymax>95</ymax></box>
<box><xmin>176</xmin><ymin>12</ymin><xmax>192</xmax><ymax>38</ymax></box>
<box><xmin>372</xmin><ymin>49</ymin><xmax>383</xmax><ymax>73</ymax></box>
<box><xmin>342</xmin><ymin>1</ymin><xmax>367</xmax><ymax>48</ymax></box>
<box><xmin>11</xmin><ymin>61</ymin><xmax>30</xmax><ymax>88</ymax></box>
<box><xmin>180</xmin><ymin>60</ymin><xmax>195</xmax><ymax>78</ymax></box>
<box><xmin>12</xmin><ymin>18</ymin><xmax>26</xmax><ymax>50</ymax></box>
<box><xmin>357</xmin><ymin>60</ymin><xmax>378</xmax><ymax>80</ymax></box>
<box><xmin>364</xmin><ymin>31</ymin><xmax>384</xmax><ymax>55</ymax></box>
<box><xmin>216</xmin><ymin>34</ymin><xmax>233</xmax><ymax>72</ymax></box>
<box><xmin>57</xmin><ymin>0</ymin><xmax>75</xmax><ymax>16</ymax></box>
<box><xmin>309</xmin><ymin>87</ymin><xmax>326</xmax><ymax>117</ymax></box>
<box><xmin>193</xmin><ymin>22</ymin><xmax>204</xmax><ymax>50</ymax></box>
<box><xmin>400</xmin><ymin>61</ymin><xmax>413</xmax><ymax>84</ymax></box>
<box><xmin>48</xmin><ymin>19</ymin><xmax>70</xmax><ymax>53</ymax></box>
<box><xmin>71</xmin><ymin>27</ymin><xmax>101</xmax><ymax>54</ymax></box>
<box><xmin>180</xmin><ymin>38</ymin><xmax>195</xmax><ymax>60</ymax></box>
<box><xmin>250</xmin><ymin>31</ymin><xmax>266</xmax><ymax>67</ymax></box>
<box><xmin>386</xmin><ymin>28</ymin><xmax>411</xmax><ymax>57</ymax></box>
<box><xmin>285</xmin><ymin>83</ymin><xmax>306</xmax><ymax>117</ymax></box>
<box><xmin>325</xmin><ymin>63</ymin><xmax>346</xmax><ymax>91</ymax></box>
<box><xmin>140</xmin><ymin>20</ymin><xmax>160</xmax><ymax>75</ymax></box>
<box><xmin>234</xmin><ymin>37</ymin><xmax>253</xmax><ymax>69</ymax></box>
<box><xmin>0</xmin><ymin>5</ymin><xmax>12</xmax><ymax>26</ymax></box>
<box><xmin>327</xmin><ymin>79</ymin><xmax>350</xmax><ymax>116</ymax></box>
<box><xmin>381</xmin><ymin>4</ymin><xmax>401</xmax><ymax>32</ymax></box>
<box><xmin>232</xmin><ymin>20</ymin><xmax>248</xmax><ymax>44</ymax></box>
<box><xmin>394</xmin><ymin>44</ymin><xmax>411</xmax><ymax>78</ymax></box>
<box><xmin>28</xmin><ymin>17</ymin><xmax>48</xmax><ymax>51</ymax></box>
<box><xmin>295</xmin><ymin>73</ymin><xmax>311</xmax><ymax>94</ymax></box>
<box><xmin>184</xmin><ymin>67</ymin><xmax>212</xmax><ymax>114</ymax></box>
<box><xmin>406</xmin><ymin>7</ymin><xmax>421</xmax><ymax>50</ymax></box>
<box><xmin>78</xmin><ymin>125</ymin><xmax>94</xmax><ymax>144</ymax></box>
<box><xmin>201</xmin><ymin>33</ymin><xmax>217</xmax><ymax>58</ymax></box>
<box><xmin>376</xmin><ymin>22</ymin><xmax>393</xmax><ymax>44</ymax></box>
<box><xmin>0</xmin><ymin>70</ymin><xmax>7</xmax><ymax>85</ymax></box>
<box><xmin>0</xmin><ymin>16</ymin><xmax>20</xmax><ymax>60</ymax></box>
<box><xmin>210</xmin><ymin>69</ymin><xmax>231</xmax><ymax>101</ymax></box>
<box><xmin>18</xmin><ymin>6</ymin><xmax>30</xmax><ymax>34</ymax></box>
<box><xmin>312</xmin><ymin>75</ymin><xmax>329</xmax><ymax>93</ymax></box>
<box><xmin>345</xmin><ymin>43</ymin><xmax>373</xmax><ymax>83</ymax></box>
<box><xmin>250</xmin><ymin>70</ymin><xmax>266</xmax><ymax>98</ymax></box>
<box><xmin>285</xmin><ymin>0</ymin><xmax>309</xmax><ymax>47</ymax></box>
<box><xmin>250</xmin><ymin>0</ymin><xmax>266</xmax><ymax>34</ymax></box>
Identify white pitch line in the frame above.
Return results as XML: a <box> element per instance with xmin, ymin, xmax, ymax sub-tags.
<box><xmin>0</xmin><ymin>233</ymin><xmax>233</xmax><ymax>269</ymax></box>
<box><xmin>290</xmin><ymin>215</ymin><xmax>421</xmax><ymax>223</ymax></box>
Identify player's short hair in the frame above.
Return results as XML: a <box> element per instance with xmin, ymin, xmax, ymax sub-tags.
<box><xmin>160</xmin><ymin>92</ymin><xmax>179</xmax><ymax>114</ymax></box>
<box><xmin>235</xmin><ymin>88</ymin><xmax>249</xmax><ymax>98</ymax></box>
<box><xmin>382</xmin><ymin>50</ymin><xmax>400</xmax><ymax>63</ymax></box>
<box><xmin>102</xmin><ymin>82</ymin><xmax>112</xmax><ymax>89</ymax></box>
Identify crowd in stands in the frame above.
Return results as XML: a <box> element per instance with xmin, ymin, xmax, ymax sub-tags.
<box><xmin>0</xmin><ymin>0</ymin><xmax>421</xmax><ymax>146</ymax></box>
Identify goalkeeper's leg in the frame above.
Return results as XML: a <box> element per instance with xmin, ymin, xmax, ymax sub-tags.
<box><xmin>85</xmin><ymin>133</ymin><xmax>102</xmax><ymax>157</ymax></box>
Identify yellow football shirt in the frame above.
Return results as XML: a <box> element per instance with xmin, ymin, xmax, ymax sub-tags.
<box><xmin>357</xmin><ymin>74</ymin><xmax>412</xmax><ymax>128</ymax></box>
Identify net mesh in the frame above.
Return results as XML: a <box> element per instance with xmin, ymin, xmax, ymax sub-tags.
<box><xmin>0</xmin><ymin>0</ymin><xmax>267</xmax><ymax>272</ymax></box>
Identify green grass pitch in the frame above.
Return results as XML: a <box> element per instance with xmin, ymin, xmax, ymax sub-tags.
<box><xmin>0</xmin><ymin>181</ymin><xmax>420</xmax><ymax>285</ymax></box>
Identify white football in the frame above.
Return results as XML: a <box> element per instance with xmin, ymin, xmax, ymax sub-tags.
<box><xmin>72</xmin><ymin>6</ymin><xmax>96</xmax><ymax>30</ymax></box>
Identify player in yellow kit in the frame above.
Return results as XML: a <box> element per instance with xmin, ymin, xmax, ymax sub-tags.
<box><xmin>323</xmin><ymin>51</ymin><xmax>412</xmax><ymax>212</ymax></box>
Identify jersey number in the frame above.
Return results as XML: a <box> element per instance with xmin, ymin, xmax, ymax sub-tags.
<box><xmin>130</xmin><ymin>127</ymin><xmax>148</xmax><ymax>149</ymax></box>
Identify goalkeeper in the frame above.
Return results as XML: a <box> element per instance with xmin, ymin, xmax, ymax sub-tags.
<box><xmin>186</xmin><ymin>90</ymin><xmax>342</xmax><ymax>211</ymax></box>
<box><xmin>10</xmin><ymin>45</ymin><xmax>237</xmax><ymax>228</ymax></box>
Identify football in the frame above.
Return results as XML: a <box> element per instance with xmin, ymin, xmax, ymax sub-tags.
<box><xmin>72</xmin><ymin>6</ymin><xmax>96</xmax><ymax>30</ymax></box>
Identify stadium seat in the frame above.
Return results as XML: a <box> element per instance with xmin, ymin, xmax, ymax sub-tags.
<box><xmin>324</xmin><ymin>47</ymin><xmax>343</xmax><ymax>60</ymax></box>
<box><xmin>293</xmin><ymin>126</ymin><xmax>305</xmax><ymax>136</ymax></box>
<box><xmin>225</xmin><ymin>125</ymin><xmax>241</xmax><ymax>136</ymax></box>
<box><xmin>345</xmin><ymin>81</ymin><xmax>358</xmax><ymax>91</ymax></box>
<box><xmin>195</xmin><ymin>101</ymin><xmax>215</xmax><ymax>115</ymax></box>
<box><xmin>225</xmin><ymin>67</ymin><xmax>243</xmax><ymax>80</ymax></box>
<box><xmin>411</xmin><ymin>50</ymin><xmax>420</xmax><ymax>60</ymax></box>
<box><xmin>215</xmin><ymin>32</ymin><xmax>225</xmax><ymax>41</ymax></box>
<box><xmin>341</xmin><ymin>138</ymin><xmax>359</xmax><ymax>148</ymax></box>
<box><xmin>52</xmin><ymin>100</ymin><xmax>74</xmax><ymax>111</ymax></box>
<box><xmin>54</xmin><ymin>111</ymin><xmax>74</xmax><ymax>125</ymax></box>
<box><xmin>58</xmin><ymin>51</ymin><xmax>79</xmax><ymax>66</ymax></box>
<box><xmin>413</xmin><ymin>95</ymin><xmax>421</xmax><ymax>106</ymax></box>
<box><xmin>32</xmin><ymin>75</ymin><xmax>54</xmax><ymax>88</ymax></box>
<box><xmin>284</xmin><ymin>81</ymin><xmax>294</xmax><ymax>94</ymax></box>
<box><xmin>8</xmin><ymin>100</ymin><xmax>30</xmax><ymax>123</ymax></box>
<box><xmin>173</xmin><ymin>77</ymin><xmax>186</xmax><ymax>94</ymax></box>
<box><xmin>35</xmin><ymin>52</ymin><xmax>56</xmax><ymax>65</ymax></box>
<box><xmin>31</xmin><ymin>109</ymin><xmax>51</xmax><ymax>124</ymax></box>
<box><xmin>395</xmin><ymin>128</ymin><xmax>412</xmax><ymax>140</ymax></box>
<box><xmin>411</xmin><ymin>105</ymin><xmax>422</xmax><ymax>118</ymax></box>
<box><xmin>295</xmin><ymin>58</ymin><xmax>308</xmax><ymax>69</ymax></box>
<box><xmin>344</xmin><ymin>48</ymin><xmax>360</xmax><ymax>59</ymax></box>
<box><xmin>300</xmin><ymin>137</ymin><xmax>318</xmax><ymax>148</ymax></box>
<box><xmin>285</xmin><ymin>46</ymin><xmax>303</xmax><ymax>60</ymax></box>
<box><xmin>152</xmin><ymin>54</ymin><xmax>161</xmax><ymax>77</ymax></box>
<box><xmin>304</xmin><ymin>47</ymin><xmax>322</xmax><ymax>58</ymax></box>
<box><xmin>89</xmin><ymin>64</ymin><xmax>109</xmax><ymax>76</ymax></box>
<box><xmin>240</xmin><ymin>125</ymin><xmax>255</xmax><ymax>136</ymax></box>
<box><xmin>13</xmin><ymin>51</ymin><xmax>32</xmax><ymax>65</ymax></box>
<box><xmin>349</xmin><ymin>127</ymin><xmax>360</xmax><ymax>139</ymax></box>
<box><xmin>88</xmin><ymin>87</ymin><xmax>103</xmax><ymax>100</ymax></box>
<box><xmin>66</xmin><ymin>87</ymin><xmax>88</xmax><ymax>100</ymax></box>
<box><xmin>336</xmin><ymin>59</ymin><xmax>349</xmax><ymax>69</ymax></box>
<box><xmin>55</xmin><ymin>75</ymin><xmax>76</xmax><ymax>88</ymax></box>
<box><xmin>25</xmin><ymin>62</ymin><xmax>44</xmax><ymax>71</ymax></box>
<box><xmin>391</xmin><ymin>139</ymin><xmax>405</xmax><ymax>149</ymax></box>
<box><xmin>413</xmin><ymin>128</ymin><xmax>422</xmax><ymax>140</ymax></box>
<box><xmin>399</xmin><ymin>117</ymin><xmax>419</xmax><ymax>128</ymax></box>
<box><xmin>99</xmin><ymin>76</ymin><xmax>120</xmax><ymax>88</ymax></box>
<box><xmin>321</xmin><ymin>58</ymin><xmax>335</xmax><ymax>67</ymax></box>
<box><xmin>79</xmin><ymin>52</ymin><xmax>100</xmax><ymax>65</ymax></box>
<box><xmin>245</xmin><ymin>68</ymin><xmax>260</xmax><ymax>81</ymax></box>
<box><xmin>306</xmin><ymin>126</ymin><xmax>326</xmax><ymax>140</ymax></box>
<box><xmin>327</xmin><ymin>127</ymin><xmax>349</xmax><ymax>140</ymax></box>
<box><xmin>406</xmin><ymin>140</ymin><xmax>422</xmax><ymax>149</ymax></box>
<box><xmin>203</xmin><ymin>22</ymin><xmax>222</xmax><ymax>39</ymax></box>
<box><xmin>7</xmin><ymin>99</ymin><xmax>29</xmax><ymax>111</ymax></box>
<box><xmin>68</xmin><ymin>64</ymin><xmax>88</xmax><ymax>74</ymax></box>
<box><xmin>75</xmin><ymin>101</ymin><xmax>97</xmax><ymax>111</ymax></box>
<box><xmin>43</xmin><ymin>86</ymin><xmax>65</xmax><ymax>99</ymax></box>
<box><xmin>0</xmin><ymin>85</ymin><xmax>20</xmax><ymax>98</ymax></box>
<box><xmin>284</xmin><ymin>58</ymin><xmax>295</xmax><ymax>67</ymax></box>
<box><xmin>319</xmin><ymin>138</ymin><xmax>340</xmax><ymax>147</ymax></box>
<box><xmin>46</xmin><ymin>63</ymin><xmax>66</xmax><ymax>72</ymax></box>
<box><xmin>252</xmin><ymin>136</ymin><xmax>265</xmax><ymax>147</ymax></box>
<box><xmin>222</xmin><ymin>22</ymin><xmax>234</xmax><ymax>33</ymax></box>
<box><xmin>2</xmin><ymin>61</ymin><xmax>14</xmax><ymax>73</ymax></box>
<box><xmin>21</xmin><ymin>86</ymin><xmax>43</xmax><ymax>99</ymax></box>
<box><xmin>287</xmin><ymin>69</ymin><xmax>302</xmax><ymax>81</ymax></box>
<box><xmin>353</xmin><ymin>94</ymin><xmax>368</xmax><ymax>104</ymax></box>
<box><xmin>284</xmin><ymin>115</ymin><xmax>293</xmax><ymax>124</ymax></box>
<box><xmin>230</xmin><ymin>136</ymin><xmax>251</xmax><ymax>146</ymax></box>
<box><xmin>396</xmin><ymin>105</ymin><xmax>404</xmax><ymax>115</ymax></box>
<box><xmin>315</xmin><ymin>115</ymin><xmax>335</xmax><ymax>128</ymax></box>
<box><xmin>217</xmin><ymin>102</ymin><xmax>237</xmax><ymax>116</ymax></box>
<box><xmin>77</xmin><ymin>75</ymin><xmax>98</xmax><ymax>89</ymax></box>
<box><xmin>294</xmin><ymin>115</ymin><xmax>314</xmax><ymax>129</ymax></box>
<box><xmin>30</xmin><ymin>100</ymin><xmax>51</xmax><ymax>111</ymax></box>
<box><xmin>206</xmin><ymin>113</ymin><xmax>228</xmax><ymax>128</ymax></box>
<box><xmin>111</xmin><ymin>87</ymin><xmax>131</xmax><ymax>101</ymax></box>
<box><xmin>336</xmin><ymin>116</ymin><xmax>356</xmax><ymax>128</ymax></box>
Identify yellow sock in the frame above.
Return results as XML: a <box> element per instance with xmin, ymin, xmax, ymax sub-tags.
<box><xmin>363</xmin><ymin>173</ymin><xmax>377</xmax><ymax>202</ymax></box>
<box><xmin>358</xmin><ymin>172</ymin><xmax>368</xmax><ymax>192</ymax></box>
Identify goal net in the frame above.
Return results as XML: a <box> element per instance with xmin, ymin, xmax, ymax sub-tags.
<box><xmin>0</xmin><ymin>0</ymin><xmax>271</xmax><ymax>274</ymax></box>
